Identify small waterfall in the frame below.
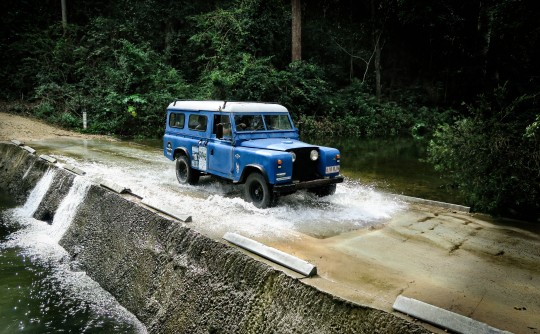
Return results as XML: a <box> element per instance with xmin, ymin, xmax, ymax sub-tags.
<box><xmin>7</xmin><ymin>173</ymin><xmax>90</xmax><ymax>255</ymax></box>
<box><xmin>2</xmin><ymin>171</ymin><xmax>147</xmax><ymax>333</ymax></box>
<box><xmin>20</xmin><ymin>168</ymin><xmax>56</xmax><ymax>217</ymax></box>
<box><xmin>49</xmin><ymin>176</ymin><xmax>90</xmax><ymax>243</ymax></box>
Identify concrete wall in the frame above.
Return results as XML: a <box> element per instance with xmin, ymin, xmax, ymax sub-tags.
<box><xmin>0</xmin><ymin>142</ymin><xmax>429</xmax><ymax>334</ymax></box>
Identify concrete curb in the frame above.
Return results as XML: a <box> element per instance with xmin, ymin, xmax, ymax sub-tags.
<box><xmin>100</xmin><ymin>180</ymin><xmax>131</xmax><ymax>194</ymax></box>
<box><xmin>395</xmin><ymin>194</ymin><xmax>470</xmax><ymax>213</ymax></box>
<box><xmin>11</xmin><ymin>139</ymin><xmax>24</xmax><ymax>146</ymax></box>
<box><xmin>22</xmin><ymin>145</ymin><xmax>36</xmax><ymax>154</ymax></box>
<box><xmin>223</xmin><ymin>232</ymin><xmax>317</xmax><ymax>277</ymax></box>
<box><xmin>393</xmin><ymin>295</ymin><xmax>512</xmax><ymax>334</ymax></box>
<box><xmin>63</xmin><ymin>163</ymin><xmax>86</xmax><ymax>176</ymax></box>
<box><xmin>141</xmin><ymin>198</ymin><xmax>192</xmax><ymax>223</ymax></box>
<box><xmin>39</xmin><ymin>154</ymin><xmax>57</xmax><ymax>164</ymax></box>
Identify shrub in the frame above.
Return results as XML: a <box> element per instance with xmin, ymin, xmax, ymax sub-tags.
<box><xmin>428</xmin><ymin>87</ymin><xmax>540</xmax><ymax>220</ymax></box>
<box><xmin>25</xmin><ymin>18</ymin><xmax>190</xmax><ymax>137</ymax></box>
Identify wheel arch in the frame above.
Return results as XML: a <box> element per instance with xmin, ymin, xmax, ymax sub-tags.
<box><xmin>173</xmin><ymin>147</ymin><xmax>189</xmax><ymax>159</ymax></box>
<box><xmin>239</xmin><ymin>164</ymin><xmax>268</xmax><ymax>184</ymax></box>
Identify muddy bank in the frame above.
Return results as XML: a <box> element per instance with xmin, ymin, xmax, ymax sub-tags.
<box><xmin>0</xmin><ymin>142</ymin><xmax>428</xmax><ymax>333</ymax></box>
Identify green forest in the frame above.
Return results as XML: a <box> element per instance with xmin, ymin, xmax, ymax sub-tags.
<box><xmin>1</xmin><ymin>0</ymin><xmax>539</xmax><ymax>220</ymax></box>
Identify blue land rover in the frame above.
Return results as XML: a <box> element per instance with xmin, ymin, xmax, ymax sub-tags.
<box><xmin>163</xmin><ymin>101</ymin><xmax>343</xmax><ymax>208</ymax></box>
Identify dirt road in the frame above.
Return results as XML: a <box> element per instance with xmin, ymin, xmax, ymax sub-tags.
<box><xmin>0</xmin><ymin>112</ymin><xmax>108</xmax><ymax>141</ymax></box>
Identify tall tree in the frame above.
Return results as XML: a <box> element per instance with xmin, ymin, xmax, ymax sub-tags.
<box><xmin>291</xmin><ymin>0</ymin><xmax>301</xmax><ymax>61</ymax></box>
<box><xmin>371</xmin><ymin>0</ymin><xmax>383</xmax><ymax>102</ymax></box>
<box><xmin>61</xmin><ymin>0</ymin><xmax>67</xmax><ymax>34</ymax></box>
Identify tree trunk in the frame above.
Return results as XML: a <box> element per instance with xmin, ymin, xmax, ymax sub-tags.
<box><xmin>477</xmin><ymin>1</ymin><xmax>494</xmax><ymax>78</ymax></box>
<box><xmin>61</xmin><ymin>0</ymin><xmax>67</xmax><ymax>35</ymax></box>
<box><xmin>291</xmin><ymin>0</ymin><xmax>301</xmax><ymax>62</ymax></box>
<box><xmin>374</xmin><ymin>35</ymin><xmax>381</xmax><ymax>102</ymax></box>
<box><xmin>371</xmin><ymin>0</ymin><xmax>382</xmax><ymax>102</ymax></box>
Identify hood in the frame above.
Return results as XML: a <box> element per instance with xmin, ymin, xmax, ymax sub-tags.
<box><xmin>237</xmin><ymin>138</ymin><xmax>315</xmax><ymax>151</ymax></box>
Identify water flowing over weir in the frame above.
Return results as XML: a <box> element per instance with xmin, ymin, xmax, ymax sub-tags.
<box><xmin>1</xmin><ymin>157</ymin><xmax>147</xmax><ymax>333</ymax></box>
<box><xmin>0</xmin><ymin>142</ymin><xmax>431</xmax><ymax>333</ymax></box>
<box><xmin>48</xmin><ymin>176</ymin><xmax>90</xmax><ymax>243</ymax></box>
<box><xmin>19</xmin><ymin>168</ymin><xmax>56</xmax><ymax>217</ymax></box>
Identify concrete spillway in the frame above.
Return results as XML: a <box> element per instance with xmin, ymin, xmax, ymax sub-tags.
<box><xmin>0</xmin><ymin>142</ymin><xmax>429</xmax><ymax>333</ymax></box>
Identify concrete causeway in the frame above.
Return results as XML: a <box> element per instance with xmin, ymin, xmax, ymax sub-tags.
<box><xmin>2</xmin><ymin>140</ymin><xmax>539</xmax><ymax>334</ymax></box>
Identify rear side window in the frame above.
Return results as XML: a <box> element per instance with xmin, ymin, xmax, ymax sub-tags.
<box><xmin>169</xmin><ymin>113</ymin><xmax>185</xmax><ymax>128</ymax></box>
<box><xmin>188</xmin><ymin>114</ymin><xmax>208</xmax><ymax>131</ymax></box>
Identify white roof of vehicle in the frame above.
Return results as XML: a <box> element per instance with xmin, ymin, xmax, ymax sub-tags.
<box><xmin>167</xmin><ymin>100</ymin><xmax>289</xmax><ymax>113</ymax></box>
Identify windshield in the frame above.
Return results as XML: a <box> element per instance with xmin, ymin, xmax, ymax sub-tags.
<box><xmin>234</xmin><ymin>114</ymin><xmax>293</xmax><ymax>132</ymax></box>
<box><xmin>264</xmin><ymin>114</ymin><xmax>293</xmax><ymax>130</ymax></box>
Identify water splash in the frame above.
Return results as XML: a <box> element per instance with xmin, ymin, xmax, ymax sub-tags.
<box><xmin>34</xmin><ymin>139</ymin><xmax>407</xmax><ymax>239</ymax></box>
<box><xmin>48</xmin><ymin>141</ymin><xmax>407</xmax><ymax>240</ymax></box>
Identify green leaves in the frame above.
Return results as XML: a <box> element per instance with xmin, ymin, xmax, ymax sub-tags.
<box><xmin>427</xmin><ymin>88</ymin><xmax>540</xmax><ymax>220</ymax></box>
<box><xmin>20</xmin><ymin>16</ymin><xmax>190</xmax><ymax>137</ymax></box>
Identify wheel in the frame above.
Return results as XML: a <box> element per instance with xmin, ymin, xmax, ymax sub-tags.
<box><xmin>309</xmin><ymin>184</ymin><xmax>337</xmax><ymax>197</ymax></box>
<box><xmin>244</xmin><ymin>172</ymin><xmax>275</xmax><ymax>208</ymax></box>
<box><xmin>175</xmin><ymin>154</ymin><xmax>199</xmax><ymax>185</ymax></box>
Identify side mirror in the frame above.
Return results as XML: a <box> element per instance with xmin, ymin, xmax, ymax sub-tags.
<box><xmin>216</xmin><ymin>123</ymin><xmax>224</xmax><ymax>139</ymax></box>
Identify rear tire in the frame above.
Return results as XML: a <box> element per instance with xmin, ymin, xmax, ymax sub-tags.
<box><xmin>176</xmin><ymin>154</ymin><xmax>199</xmax><ymax>185</ymax></box>
<box><xmin>244</xmin><ymin>173</ymin><xmax>275</xmax><ymax>208</ymax></box>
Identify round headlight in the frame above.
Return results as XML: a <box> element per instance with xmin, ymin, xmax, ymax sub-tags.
<box><xmin>310</xmin><ymin>149</ymin><xmax>319</xmax><ymax>161</ymax></box>
<box><xmin>290</xmin><ymin>152</ymin><xmax>296</xmax><ymax>162</ymax></box>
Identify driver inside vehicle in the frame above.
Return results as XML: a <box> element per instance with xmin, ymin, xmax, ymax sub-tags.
<box><xmin>236</xmin><ymin>116</ymin><xmax>248</xmax><ymax>130</ymax></box>
<box><xmin>235</xmin><ymin>115</ymin><xmax>264</xmax><ymax>131</ymax></box>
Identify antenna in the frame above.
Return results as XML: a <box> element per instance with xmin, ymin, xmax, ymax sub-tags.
<box><xmin>223</xmin><ymin>101</ymin><xmax>227</xmax><ymax>109</ymax></box>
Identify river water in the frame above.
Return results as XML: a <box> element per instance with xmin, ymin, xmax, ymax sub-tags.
<box><xmin>0</xmin><ymin>137</ymin><xmax>460</xmax><ymax>332</ymax></box>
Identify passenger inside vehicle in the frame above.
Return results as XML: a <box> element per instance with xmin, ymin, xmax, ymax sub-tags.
<box><xmin>195</xmin><ymin>115</ymin><xmax>207</xmax><ymax>131</ymax></box>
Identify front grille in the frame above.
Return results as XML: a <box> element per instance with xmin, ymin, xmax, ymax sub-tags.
<box><xmin>289</xmin><ymin>148</ymin><xmax>320</xmax><ymax>181</ymax></box>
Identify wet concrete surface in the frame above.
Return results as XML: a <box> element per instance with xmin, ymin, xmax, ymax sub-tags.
<box><xmin>268</xmin><ymin>206</ymin><xmax>540</xmax><ymax>334</ymax></box>
<box><xmin>19</xmin><ymin>138</ymin><xmax>540</xmax><ymax>334</ymax></box>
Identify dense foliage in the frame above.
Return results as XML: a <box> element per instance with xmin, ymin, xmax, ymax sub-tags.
<box><xmin>428</xmin><ymin>87</ymin><xmax>540</xmax><ymax>220</ymax></box>
<box><xmin>1</xmin><ymin>0</ymin><xmax>538</xmax><ymax>219</ymax></box>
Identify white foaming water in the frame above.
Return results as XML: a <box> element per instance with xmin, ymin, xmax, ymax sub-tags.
<box><xmin>2</xmin><ymin>173</ymin><xmax>147</xmax><ymax>333</ymax></box>
<box><xmin>49</xmin><ymin>176</ymin><xmax>90</xmax><ymax>243</ymax></box>
<box><xmin>42</xmin><ymin>139</ymin><xmax>407</xmax><ymax>240</ymax></box>
<box><xmin>39</xmin><ymin>138</ymin><xmax>406</xmax><ymax>238</ymax></box>
<box><xmin>20</xmin><ymin>168</ymin><xmax>56</xmax><ymax>217</ymax></box>
<box><xmin>7</xmin><ymin>175</ymin><xmax>91</xmax><ymax>257</ymax></box>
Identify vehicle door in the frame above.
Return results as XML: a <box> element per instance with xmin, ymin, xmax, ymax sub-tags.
<box><xmin>207</xmin><ymin>114</ymin><xmax>234</xmax><ymax>178</ymax></box>
<box><xmin>164</xmin><ymin>111</ymin><xmax>187</xmax><ymax>160</ymax></box>
<box><xmin>187</xmin><ymin>113</ymin><xmax>209</xmax><ymax>171</ymax></box>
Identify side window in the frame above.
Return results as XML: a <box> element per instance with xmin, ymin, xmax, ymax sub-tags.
<box><xmin>213</xmin><ymin>114</ymin><xmax>232</xmax><ymax>138</ymax></box>
<box><xmin>169</xmin><ymin>113</ymin><xmax>185</xmax><ymax>128</ymax></box>
<box><xmin>188</xmin><ymin>114</ymin><xmax>208</xmax><ymax>131</ymax></box>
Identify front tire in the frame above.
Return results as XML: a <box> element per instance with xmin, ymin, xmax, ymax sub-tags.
<box><xmin>244</xmin><ymin>173</ymin><xmax>275</xmax><ymax>208</ymax></box>
<box><xmin>176</xmin><ymin>155</ymin><xmax>199</xmax><ymax>185</ymax></box>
